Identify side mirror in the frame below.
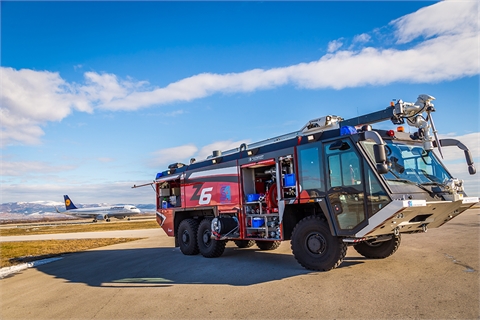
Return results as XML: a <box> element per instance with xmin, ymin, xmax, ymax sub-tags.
<box><xmin>465</xmin><ymin>150</ymin><xmax>476</xmax><ymax>175</ymax></box>
<box><xmin>468</xmin><ymin>165</ymin><xmax>476</xmax><ymax>175</ymax></box>
<box><xmin>373</xmin><ymin>144</ymin><xmax>386</xmax><ymax>163</ymax></box>
<box><xmin>373</xmin><ymin>144</ymin><xmax>389</xmax><ymax>174</ymax></box>
<box><xmin>439</xmin><ymin>139</ymin><xmax>477</xmax><ymax>176</ymax></box>
<box><xmin>376</xmin><ymin>163</ymin><xmax>389</xmax><ymax>174</ymax></box>
<box><xmin>359</xmin><ymin>131</ymin><xmax>389</xmax><ymax>175</ymax></box>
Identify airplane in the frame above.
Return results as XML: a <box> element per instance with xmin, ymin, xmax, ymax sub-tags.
<box><xmin>56</xmin><ymin>195</ymin><xmax>141</xmax><ymax>222</ymax></box>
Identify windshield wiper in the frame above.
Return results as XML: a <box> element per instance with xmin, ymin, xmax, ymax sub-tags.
<box><xmin>421</xmin><ymin>181</ymin><xmax>443</xmax><ymax>186</ymax></box>
<box><xmin>387</xmin><ymin>168</ymin><xmax>402</xmax><ymax>179</ymax></box>
<box><xmin>386</xmin><ymin>177</ymin><xmax>437</xmax><ymax>197</ymax></box>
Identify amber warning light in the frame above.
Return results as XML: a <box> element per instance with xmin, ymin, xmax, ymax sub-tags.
<box><xmin>397</xmin><ymin>126</ymin><xmax>405</xmax><ymax>132</ymax></box>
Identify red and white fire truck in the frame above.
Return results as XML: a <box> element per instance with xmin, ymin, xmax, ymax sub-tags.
<box><xmin>137</xmin><ymin>94</ymin><xmax>478</xmax><ymax>271</ymax></box>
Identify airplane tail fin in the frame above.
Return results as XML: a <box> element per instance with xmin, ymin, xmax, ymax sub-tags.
<box><xmin>63</xmin><ymin>195</ymin><xmax>78</xmax><ymax>210</ymax></box>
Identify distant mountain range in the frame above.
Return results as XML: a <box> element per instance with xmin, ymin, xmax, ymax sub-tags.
<box><xmin>0</xmin><ymin>201</ymin><xmax>156</xmax><ymax>216</ymax></box>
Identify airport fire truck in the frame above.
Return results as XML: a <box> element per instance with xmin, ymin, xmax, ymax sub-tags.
<box><xmin>141</xmin><ymin>94</ymin><xmax>478</xmax><ymax>271</ymax></box>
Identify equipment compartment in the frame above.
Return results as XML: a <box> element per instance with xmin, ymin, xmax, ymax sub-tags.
<box><xmin>243</xmin><ymin>201</ymin><xmax>280</xmax><ymax>239</ymax></box>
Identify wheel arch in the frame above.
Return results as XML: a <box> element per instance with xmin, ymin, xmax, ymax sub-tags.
<box><xmin>282</xmin><ymin>201</ymin><xmax>337</xmax><ymax>240</ymax></box>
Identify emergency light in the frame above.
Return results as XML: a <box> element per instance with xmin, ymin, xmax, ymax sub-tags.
<box><xmin>340</xmin><ymin>126</ymin><xmax>357</xmax><ymax>135</ymax></box>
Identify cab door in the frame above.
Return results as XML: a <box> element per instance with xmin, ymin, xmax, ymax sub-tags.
<box><xmin>324</xmin><ymin>139</ymin><xmax>367</xmax><ymax>234</ymax></box>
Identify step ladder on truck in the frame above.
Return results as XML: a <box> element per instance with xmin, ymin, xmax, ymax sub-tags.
<box><xmin>133</xmin><ymin>94</ymin><xmax>478</xmax><ymax>271</ymax></box>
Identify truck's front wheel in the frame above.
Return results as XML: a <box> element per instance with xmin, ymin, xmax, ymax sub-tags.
<box><xmin>354</xmin><ymin>234</ymin><xmax>401</xmax><ymax>259</ymax></box>
<box><xmin>197</xmin><ymin>218</ymin><xmax>226</xmax><ymax>258</ymax></box>
<box><xmin>177</xmin><ymin>219</ymin><xmax>199</xmax><ymax>255</ymax></box>
<box><xmin>291</xmin><ymin>216</ymin><xmax>346</xmax><ymax>271</ymax></box>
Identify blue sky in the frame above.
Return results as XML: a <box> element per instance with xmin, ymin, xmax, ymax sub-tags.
<box><xmin>1</xmin><ymin>1</ymin><xmax>479</xmax><ymax>204</ymax></box>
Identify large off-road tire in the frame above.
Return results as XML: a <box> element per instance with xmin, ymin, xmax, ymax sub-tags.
<box><xmin>177</xmin><ymin>219</ymin><xmax>199</xmax><ymax>255</ymax></box>
<box><xmin>197</xmin><ymin>218</ymin><xmax>226</xmax><ymax>258</ymax></box>
<box><xmin>256</xmin><ymin>240</ymin><xmax>281</xmax><ymax>250</ymax></box>
<box><xmin>291</xmin><ymin>215</ymin><xmax>347</xmax><ymax>271</ymax></box>
<box><xmin>234</xmin><ymin>240</ymin><xmax>255</xmax><ymax>248</ymax></box>
<box><xmin>354</xmin><ymin>234</ymin><xmax>401</xmax><ymax>259</ymax></box>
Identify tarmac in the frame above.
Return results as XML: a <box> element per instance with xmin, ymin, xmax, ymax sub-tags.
<box><xmin>0</xmin><ymin>208</ymin><xmax>478</xmax><ymax>319</ymax></box>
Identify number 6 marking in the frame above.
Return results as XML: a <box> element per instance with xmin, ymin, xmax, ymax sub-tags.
<box><xmin>199</xmin><ymin>187</ymin><xmax>213</xmax><ymax>205</ymax></box>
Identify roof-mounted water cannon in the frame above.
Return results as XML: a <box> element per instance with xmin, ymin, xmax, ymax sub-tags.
<box><xmin>301</xmin><ymin>115</ymin><xmax>343</xmax><ymax>134</ymax></box>
<box><xmin>391</xmin><ymin>94</ymin><xmax>443</xmax><ymax>158</ymax></box>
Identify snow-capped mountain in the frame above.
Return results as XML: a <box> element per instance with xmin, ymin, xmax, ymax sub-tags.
<box><xmin>0</xmin><ymin>201</ymin><xmax>155</xmax><ymax>215</ymax></box>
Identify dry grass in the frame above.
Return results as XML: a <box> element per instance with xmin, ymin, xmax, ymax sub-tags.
<box><xmin>0</xmin><ymin>219</ymin><xmax>158</xmax><ymax>237</ymax></box>
<box><xmin>1</xmin><ymin>238</ymin><xmax>143</xmax><ymax>268</ymax></box>
<box><xmin>0</xmin><ymin>219</ymin><xmax>159</xmax><ymax>268</ymax></box>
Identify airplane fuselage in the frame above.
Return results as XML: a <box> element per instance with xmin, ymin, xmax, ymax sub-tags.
<box><xmin>65</xmin><ymin>206</ymin><xmax>141</xmax><ymax>220</ymax></box>
<box><xmin>62</xmin><ymin>195</ymin><xmax>141</xmax><ymax>222</ymax></box>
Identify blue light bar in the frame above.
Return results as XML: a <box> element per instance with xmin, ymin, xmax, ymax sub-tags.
<box><xmin>340</xmin><ymin>126</ymin><xmax>357</xmax><ymax>136</ymax></box>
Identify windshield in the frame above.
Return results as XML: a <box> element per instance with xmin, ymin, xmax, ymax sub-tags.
<box><xmin>361</xmin><ymin>140</ymin><xmax>452</xmax><ymax>185</ymax></box>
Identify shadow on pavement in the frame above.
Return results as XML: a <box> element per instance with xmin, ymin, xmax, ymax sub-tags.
<box><xmin>36</xmin><ymin>245</ymin><xmax>364</xmax><ymax>287</ymax></box>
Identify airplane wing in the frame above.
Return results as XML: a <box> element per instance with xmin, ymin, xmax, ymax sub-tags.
<box><xmin>62</xmin><ymin>210</ymin><xmax>110</xmax><ymax>219</ymax></box>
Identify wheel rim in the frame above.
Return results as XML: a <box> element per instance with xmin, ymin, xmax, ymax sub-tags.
<box><xmin>182</xmin><ymin>231</ymin><xmax>190</xmax><ymax>245</ymax></box>
<box><xmin>306</xmin><ymin>232</ymin><xmax>327</xmax><ymax>254</ymax></box>
<box><xmin>202</xmin><ymin>230</ymin><xmax>212</xmax><ymax>247</ymax></box>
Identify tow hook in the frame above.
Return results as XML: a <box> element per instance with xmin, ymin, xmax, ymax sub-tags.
<box><xmin>394</xmin><ymin>227</ymin><xmax>400</xmax><ymax>236</ymax></box>
<box><xmin>421</xmin><ymin>224</ymin><xmax>428</xmax><ymax>232</ymax></box>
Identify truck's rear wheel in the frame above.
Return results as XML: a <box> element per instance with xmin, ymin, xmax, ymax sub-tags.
<box><xmin>256</xmin><ymin>240</ymin><xmax>281</xmax><ymax>250</ymax></box>
<box><xmin>177</xmin><ymin>219</ymin><xmax>199</xmax><ymax>255</ymax></box>
<box><xmin>234</xmin><ymin>240</ymin><xmax>255</xmax><ymax>248</ymax></box>
<box><xmin>354</xmin><ymin>234</ymin><xmax>401</xmax><ymax>259</ymax></box>
<box><xmin>197</xmin><ymin>218</ymin><xmax>226</xmax><ymax>258</ymax></box>
<box><xmin>291</xmin><ymin>215</ymin><xmax>346</xmax><ymax>271</ymax></box>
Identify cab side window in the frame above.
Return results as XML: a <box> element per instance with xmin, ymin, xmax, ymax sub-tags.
<box><xmin>297</xmin><ymin>145</ymin><xmax>325</xmax><ymax>194</ymax></box>
<box><xmin>327</xmin><ymin>152</ymin><xmax>361</xmax><ymax>188</ymax></box>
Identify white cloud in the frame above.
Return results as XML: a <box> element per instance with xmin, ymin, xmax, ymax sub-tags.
<box><xmin>1</xmin><ymin>1</ymin><xmax>478</xmax><ymax>146</ymax></box>
<box><xmin>353</xmin><ymin>33</ymin><xmax>370</xmax><ymax>44</ymax></box>
<box><xmin>0</xmin><ymin>157</ymin><xmax>76</xmax><ymax>177</ymax></box>
<box><xmin>0</xmin><ymin>68</ymin><xmax>87</xmax><ymax>145</ymax></box>
<box><xmin>391</xmin><ymin>0</ymin><xmax>477</xmax><ymax>44</ymax></box>
<box><xmin>78</xmin><ymin>72</ymin><xmax>149</xmax><ymax>106</ymax></box>
<box><xmin>149</xmin><ymin>139</ymin><xmax>249</xmax><ymax>169</ymax></box>
<box><xmin>327</xmin><ymin>39</ymin><xmax>343</xmax><ymax>53</ymax></box>
<box><xmin>150</xmin><ymin>144</ymin><xmax>198</xmax><ymax>168</ymax></box>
